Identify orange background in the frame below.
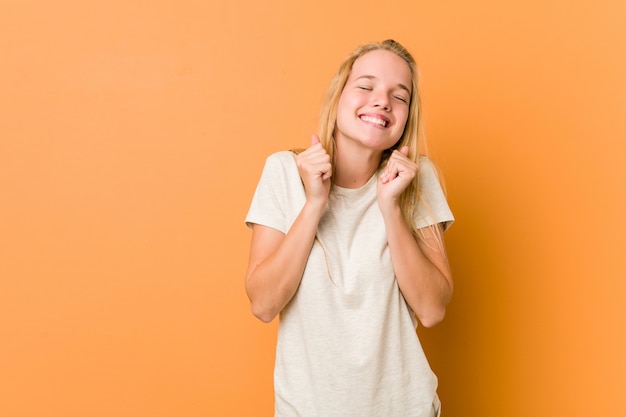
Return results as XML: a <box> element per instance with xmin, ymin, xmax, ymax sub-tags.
<box><xmin>1</xmin><ymin>1</ymin><xmax>625</xmax><ymax>416</ymax></box>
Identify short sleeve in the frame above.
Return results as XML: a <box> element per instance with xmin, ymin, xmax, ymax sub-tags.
<box><xmin>413</xmin><ymin>156</ymin><xmax>455</xmax><ymax>231</ymax></box>
<box><xmin>244</xmin><ymin>151</ymin><xmax>306</xmax><ymax>233</ymax></box>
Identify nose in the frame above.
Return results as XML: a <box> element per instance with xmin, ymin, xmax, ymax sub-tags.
<box><xmin>371</xmin><ymin>92</ymin><xmax>391</xmax><ymax>111</ymax></box>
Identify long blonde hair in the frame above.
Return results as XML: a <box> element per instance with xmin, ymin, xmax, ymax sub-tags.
<box><xmin>318</xmin><ymin>39</ymin><xmax>438</xmax><ymax>240</ymax></box>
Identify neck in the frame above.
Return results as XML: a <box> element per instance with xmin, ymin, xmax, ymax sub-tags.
<box><xmin>333</xmin><ymin>142</ymin><xmax>382</xmax><ymax>188</ymax></box>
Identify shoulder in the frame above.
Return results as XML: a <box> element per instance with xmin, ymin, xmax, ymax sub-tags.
<box><xmin>265</xmin><ymin>150</ymin><xmax>297</xmax><ymax>165</ymax></box>
<box><xmin>258</xmin><ymin>151</ymin><xmax>302</xmax><ymax>188</ymax></box>
<box><xmin>418</xmin><ymin>154</ymin><xmax>437</xmax><ymax>169</ymax></box>
<box><xmin>417</xmin><ymin>155</ymin><xmax>441</xmax><ymax>182</ymax></box>
<box><xmin>417</xmin><ymin>154</ymin><xmax>447</xmax><ymax>193</ymax></box>
<box><xmin>259</xmin><ymin>151</ymin><xmax>298</xmax><ymax>176</ymax></box>
<box><xmin>414</xmin><ymin>155</ymin><xmax>454</xmax><ymax>230</ymax></box>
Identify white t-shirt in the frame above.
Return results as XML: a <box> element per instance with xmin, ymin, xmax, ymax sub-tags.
<box><xmin>246</xmin><ymin>151</ymin><xmax>454</xmax><ymax>417</ymax></box>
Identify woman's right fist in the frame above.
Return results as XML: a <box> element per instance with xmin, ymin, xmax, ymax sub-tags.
<box><xmin>296</xmin><ymin>135</ymin><xmax>332</xmax><ymax>203</ymax></box>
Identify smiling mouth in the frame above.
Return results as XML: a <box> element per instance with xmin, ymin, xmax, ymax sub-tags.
<box><xmin>360</xmin><ymin>115</ymin><xmax>389</xmax><ymax>127</ymax></box>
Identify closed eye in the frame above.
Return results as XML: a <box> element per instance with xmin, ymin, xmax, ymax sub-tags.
<box><xmin>357</xmin><ymin>86</ymin><xmax>373</xmax><ymax>91</ymax></box>
<box><xmin>394</xmin><ymin>95</ymin><xmax>408</xmax><ymax>103</ymax></box>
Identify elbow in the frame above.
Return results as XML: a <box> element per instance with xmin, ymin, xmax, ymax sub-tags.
<box><xmin>250</xmin><ymin>300</ymin><xmax>279</xmax><ymax>323</ymax></box>
<box><xmin>418</xmin><ymin>281</ymin><xmax>453</xmax><ymax>328</ymax></box>
<box><xmin>246</xmin><ymin>278</ymin><xmax>290</xmax><ymax>323</ymax></box>
<box><xmin>246</xmin><ymin>282</ymin><xmax>279</xmax><ymax>323</ymax></box>
<box><xmin>417</xmin><ymin>307</ymin><xmax>446</xmax><ymax>328</ymax></box>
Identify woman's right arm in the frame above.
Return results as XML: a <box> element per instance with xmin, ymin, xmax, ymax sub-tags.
<box><xmin>245</xmin><ymin>135</ymin><xmax>331</xmax><ymax>323</ymax></box>
<box><xmin>245</xmin><ymin>202</ymin><xmax>324</xmax><ymax>322</ymax></box>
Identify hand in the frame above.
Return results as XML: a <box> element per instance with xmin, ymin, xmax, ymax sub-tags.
<box><xmin>296</xmin><ymin>135</ymin><xmax>332</xmax><ymax>207</ymax></box>
<box><xmin>377</xmin><ymin>146</ymin><xmax>418</xmax><ymax>210</ymax></box>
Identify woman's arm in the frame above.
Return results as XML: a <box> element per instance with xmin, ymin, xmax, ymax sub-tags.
<box><xmin>245</xmin><ymin>201</ymin><xmax>325</xmax><ymax>323</ymax></box>
<box><xmin>381</xmin><ymin>212</ymin><xmax>453</xmax><ymax>328</ymax></box>
<box><xmin>377</xmin><ymin>147</ymin><xmax>453</xmax><ymax>327</ymax></box>
<box><xmin>245</xmin><ymin>135</ymin><xmax>331</xmax><ymax>323</ymax></box>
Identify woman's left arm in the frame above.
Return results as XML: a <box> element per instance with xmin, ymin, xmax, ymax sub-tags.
<box><xmin>382</xmin><ymin>211</ymin><xmax>453</xmax><ymax>328</ymax></box>
<box><xmin>378</xmin><ymin>147</ymin><xmax>453</xmax><ymax>327</ymax></box>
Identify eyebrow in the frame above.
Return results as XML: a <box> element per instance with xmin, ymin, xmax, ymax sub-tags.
<box><xmin>354</xmin><ymin>75</ymin><xmax>411</xmax><ymax>94</ymax></box>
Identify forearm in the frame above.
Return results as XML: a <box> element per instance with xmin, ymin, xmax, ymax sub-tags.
<box><xmin>381</xmin><ymin>205</ymin><xmax>453</xmax><ymax>327</ymax></box>
<box><xmin>245</xmin><ymin>201</ymin><xmax>325</xmax><ymax>322</ymax></box>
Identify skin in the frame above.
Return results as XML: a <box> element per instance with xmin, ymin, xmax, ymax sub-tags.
<box><xmin>245</xmin><ymin>50</ymin><xmax>453</xmax><ymax>327</ymax></box>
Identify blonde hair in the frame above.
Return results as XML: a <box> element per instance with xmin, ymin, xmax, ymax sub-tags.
<box><xmin>318</xmin><ymin>39</ymin><xmax>440</xmax><ymax>241</ymax></box>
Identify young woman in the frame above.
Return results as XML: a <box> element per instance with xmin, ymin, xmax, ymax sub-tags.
<box><xmin>244</xmin><ymin>39</ymin><xmax>454</xmax><ymax>417</ymax></box>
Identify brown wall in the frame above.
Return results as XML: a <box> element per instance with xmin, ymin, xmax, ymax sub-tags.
<box><xmin>2</xmin><ymin>1</ymin><xmax>625</xmax><ymax>416</ymax></box>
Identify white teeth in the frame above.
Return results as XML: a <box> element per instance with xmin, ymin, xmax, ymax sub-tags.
<box><xmin>361</xmin><ymin>115</ymin><xmax>387</xmax><ymax>127</ymax></box>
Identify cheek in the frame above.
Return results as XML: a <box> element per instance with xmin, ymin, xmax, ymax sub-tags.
<box><xmin>337</xmin><ymin>93</ymin><xmax>357</xmax><ymax>112</ymax></box>
<box><xmin>395</xmin><ymin>111</ymin><xmax>409</xmax><ymax>132</ymax></box>
<box><xmin>336</xmin><ymin>95</ymin><xmax>359</xmax><ymax>123</ymax></box>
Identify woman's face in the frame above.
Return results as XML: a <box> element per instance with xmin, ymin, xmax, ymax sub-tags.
<box><xmin>334</xmin><ymin>49</ymin><xmax>412</xmax><ymax>153</ymax></box>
